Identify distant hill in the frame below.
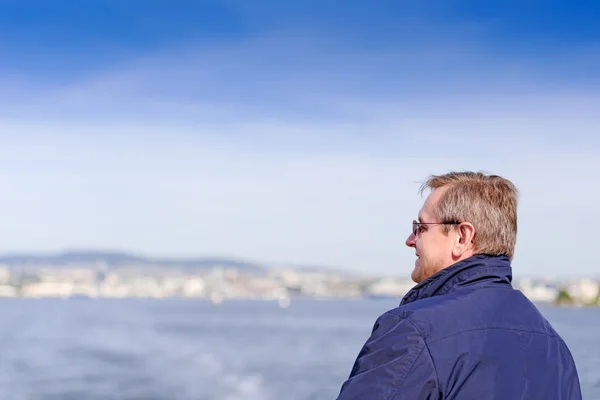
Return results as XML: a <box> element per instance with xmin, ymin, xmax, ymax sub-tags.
<box><xmin>0</xmin><ymin>250</ymin><xmax>266</xmax><ymax>272</ymax></box>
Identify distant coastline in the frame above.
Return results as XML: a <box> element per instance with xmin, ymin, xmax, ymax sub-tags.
<box><xmin>0</xmin><ymin>250</ymin><xmax>597</xmax><ymax>305</ymax></box>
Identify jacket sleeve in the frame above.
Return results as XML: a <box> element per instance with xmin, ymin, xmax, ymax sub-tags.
<box><xmin>336</xmin><ymin>312</ymin><xmax>440</xmax><ymax>400</ymax></box>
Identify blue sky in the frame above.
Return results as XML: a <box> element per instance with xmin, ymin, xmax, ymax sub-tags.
<box><xmin>1</xmin><ymin>1</ymin><xmax>599</xmax><ymax>277</ymax></box>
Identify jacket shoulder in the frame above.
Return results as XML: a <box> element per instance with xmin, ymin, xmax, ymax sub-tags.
<box><xmin>390</xmin><ymin>287</ymin><xmax>560</xmax><ymax>343</ymax></box>
<box><xmin>336</xmin><ymin>311</ymin><xmax>440</xmax><ymax>399</ymax></box>
<box><xmin>386</xmin><ymin>289</ymin><xmax>582</xmax><ymax>399</ymax></box>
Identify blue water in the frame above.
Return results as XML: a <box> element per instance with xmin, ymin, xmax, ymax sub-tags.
<box><xmin>0</xmin><ymin>298</ymin><xmax>597</xmax><ymax>399</ymax></box>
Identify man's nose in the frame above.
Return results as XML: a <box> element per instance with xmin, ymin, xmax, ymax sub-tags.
<box><xmin>405</xmin><ymin>233</ymin><xmax>416</xmax><ymax>248</ymax></box>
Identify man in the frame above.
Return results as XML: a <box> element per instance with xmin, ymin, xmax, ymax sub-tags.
<box><xmin>336</xmin><ymin>171</ymin><xmax>581</xmax><ymax>399</ymax></box>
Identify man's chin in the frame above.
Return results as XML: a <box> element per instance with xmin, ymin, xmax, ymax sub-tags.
<box><xmin>411</xmin><ymin>263</ymin><xmax>423</xmax><ymax>284</ymax></box>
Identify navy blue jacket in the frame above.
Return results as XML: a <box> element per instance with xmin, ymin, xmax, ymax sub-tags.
<box><xmin>337</xmin><ymin>255</ymin><xmax>581</xmax><ymax>399</ymax></box>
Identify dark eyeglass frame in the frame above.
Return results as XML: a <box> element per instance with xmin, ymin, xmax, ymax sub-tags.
<box><xmin>412</xmin><ymin>220</ymin><xmax>461</xmax><ymax>236</ymax></box>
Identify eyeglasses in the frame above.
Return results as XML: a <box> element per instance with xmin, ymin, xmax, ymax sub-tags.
<box><xmin>412</xmin><ymin>220</ymin><xmax>460</xmax><ymax>236</ymax></box>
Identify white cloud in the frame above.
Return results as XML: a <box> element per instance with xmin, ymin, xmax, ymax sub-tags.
<box><xmin>0</xmin><ymin>120</ymin><xmax>598</xmax><ymax>278</ymax></box>
<box><xmin>2</xmin><ymin>33</ymin><xmax>598</xmax><ymax>126</ymax></box>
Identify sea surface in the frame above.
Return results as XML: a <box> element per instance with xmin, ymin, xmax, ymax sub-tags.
<box><xmin>0</xmin><ymin>298</ymin><xmax>597</xmax><ymax>400</ymax></box>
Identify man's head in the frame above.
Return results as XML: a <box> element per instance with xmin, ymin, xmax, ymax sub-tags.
<box><xmin>405</xmin><ymin>171</ymin><xmax>518</xmax><ymax>283</ymax></box>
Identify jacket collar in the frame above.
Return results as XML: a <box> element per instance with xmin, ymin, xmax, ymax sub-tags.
<box><xmin>400</xmin><ymin>254</ymin><xmax>513</xmax><ymax>306</ymax></box>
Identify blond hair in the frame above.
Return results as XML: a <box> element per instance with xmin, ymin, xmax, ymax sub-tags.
<box><xmin>419</xmin><ymin>171</ymin><xmax>519</xmax><ymax>260</ymax></box>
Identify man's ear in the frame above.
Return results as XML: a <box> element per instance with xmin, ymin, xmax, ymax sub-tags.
<box><xmin>453</xmin><ymin>222</ymin><xmax>475</xmax><ymax>257</ymax></box>
<box><xmin>460</xmin><ymin>222</ymin><xmax>475</xmax><ymax>243</ymax></box>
